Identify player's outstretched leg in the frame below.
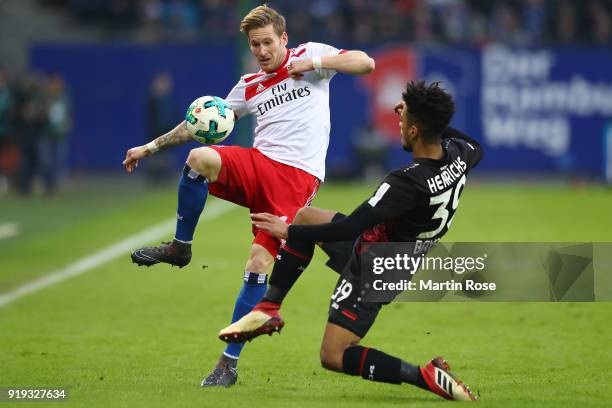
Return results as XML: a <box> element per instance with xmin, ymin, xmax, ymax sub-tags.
<box><xmin>202</xmin><ymin>244</ymin><xmax>271</xmax><ymax>387</ymax></box>
<box><xmin>131</xmin><ymin>148</ymin><xmax>221</xmax><ymax>267</ymax></box>
<box><xmin>321</xmin><ymin>323</ymin><xmax>478</xmax><ymax>401</ymax></box>
<box><xmin>218</xmin><ymin>238</ymin><xmax>316</xmax><ymax>343</ymax></box>
<box><xmin>219</xmin><ymin>207</ymin><xmax>336</xmax><ymax>343</ymax></box>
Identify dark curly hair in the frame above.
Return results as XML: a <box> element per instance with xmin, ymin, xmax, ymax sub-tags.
<box><xmin>402</xmin><ymin>81</ymin><xmax>456</xmax><ymax>141</ymax></box>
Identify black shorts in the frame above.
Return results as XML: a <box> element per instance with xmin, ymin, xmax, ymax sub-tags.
<box><xmin>320</xmin><ymin>240</ymin><xmax>383</xmax><ymax>339</ymax></box>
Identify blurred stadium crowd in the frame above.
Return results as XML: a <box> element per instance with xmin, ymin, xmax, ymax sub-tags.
<box><xmin>0</xmin><ymin>71</ymin><xmax>71</xmax><ymax>196</ymax></box>
<box><xmin>41</xmin><ymin>0</ymin><xmax>612</xmax><ymax>45</ymax></box>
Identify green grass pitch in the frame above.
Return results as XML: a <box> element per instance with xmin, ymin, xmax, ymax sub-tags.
<box><xmin>0</xmin><ymin>180</ymin><xmax>611</xmax><ymax>407</ymax></box>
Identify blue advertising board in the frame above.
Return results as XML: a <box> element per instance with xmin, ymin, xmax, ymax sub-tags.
<box><xmin>30</xmin><ymin>44</ymin><xmax>237</xmax><ymax>170</ymax></box>
<box><xmin>366</xmin><ymin>45</ymin><xmax>612</xmax><ymax>177</ymax></box>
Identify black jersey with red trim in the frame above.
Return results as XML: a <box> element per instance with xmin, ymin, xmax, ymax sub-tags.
<box><xmin>288</xmin><ymin>127</ymin><xmax>483</xmax><ymax>244</ymax></box>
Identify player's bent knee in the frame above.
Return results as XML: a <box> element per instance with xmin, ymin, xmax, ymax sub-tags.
<box><xmin>245</xmin><ymin>245</ymin><xmax>274</xmax><ymax>274</ymax></box>
<box><xmin>320</xmin><ymin>323</ymin><xmax>362</xmax><ymax>372</ymax></box>
<box><xmin>186</xmin><ymin>147</ymin><xmax>221</xmax><ymax>182</ymax></box>
<box><xmin>319</xmin><ymin>343</ymin><xmax>347</xmax><ymax>372</ymax></box>
<box><xmin>246</xmin><ymin>256</ymin><xmax>272</xmax><ymax>273</ymax></box>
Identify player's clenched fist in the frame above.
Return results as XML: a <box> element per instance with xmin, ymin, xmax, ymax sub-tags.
<box><xmin>287</xmin><ymin>59</ymin><xmax>313</xmax><ymax>79</ymax></box>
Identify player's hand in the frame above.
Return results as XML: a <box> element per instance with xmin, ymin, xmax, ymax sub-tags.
<box><xmin>287</xmin><ymin>59</ymin><xmax>313</xmax><ymax>79</ymax></box>
<box><xmin>394</xmin><ymin>101</ymin><xmax>404</xmax><ymax>116</ymax></box>
<box><xmin>122</xmin><ymin>145</ymin><xmax>150</xmax><ymax>173</ymax></box>
<box><xmin>251</xmin><ymin>213</ymin><xmax>289</xmax><ymax>239</ymax></box>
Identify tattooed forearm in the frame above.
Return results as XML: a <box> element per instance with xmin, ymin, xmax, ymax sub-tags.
<box><xmin>153</xmin><ymin>121</ymin><xmax>192</xmax><ymax>150</ymax></box>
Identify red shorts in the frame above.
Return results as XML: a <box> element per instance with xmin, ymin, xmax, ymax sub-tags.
<box><xmin>208</xmin><ymin>146</ymin><xmax>320</xmax><ymax>257</ymax></box>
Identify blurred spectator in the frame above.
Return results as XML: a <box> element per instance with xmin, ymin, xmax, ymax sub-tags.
<box><xmin>345</xmin><ymin>0</ymin><xmax>378</xmax><ymax>45</ymax></box>
<box><xmin>138</xmin><ymin>0</ymin><xmax>200</xmax><ymax>42</ymax></box>
<box><xmin>352</xmin><ymin>17</ymin><xmax>376</xmax><ymax>45</ymax></box>
<box><xmin>378</xmin><ymin>3</ymin><xmax>405</xmax><ymax>43</ymax></box>
<box><xmin>39</xmin><ymin>73</ymin><xmax>72</xmax><ymax>196</ymax></box>
<box><xmin>413</xmin><ymin>0</ymin><xmax>435</xmax><ymax>44</ymax></box>
<box><xmin>199</xmin><ymin>0</ymin><xmax>238</xmax><ymax>42</ymax></box>
<box><xmin>309</xmin><ymin>0</ymin><xmax>342</xmax><ymax>24</ymax></box>
<box><xmin>0</xmin><ymin>70</ymin><xmax>15</xmax><ymax>195</ymax></box>
<box><xmin>522</xmin><ymin>0</ymin><xmax>547</xmax><ymax>45</ymax></box>
<box><xmin>352</xmin><ymin>120</ymin><xmax>390</xmax><ymax>182</ymax></box>
<box><xmin>556</xmin><ymin>0</ymin><xmax>578</xmax><ymax>44</ymax></box>
<box><xmin>15</xmin><ymin>73</ymin><xmax>46</xmax><ymax>195</ymax></box>
<box><xmin>323</xmin><ymin>14</ymin><xmax>348</xmax><ymax>43</ymax></box>
<box><xmin>138</xmin><ymin>0</ymin><xmax>165</xmax><ymax>42</ymax></box>
<box><xmin>490</xmin><ymin>2</ymin><xmax>527</xmax><ymax>45</ymax></box>
<box><xmin>588</xmin><ymin>1</ymin><xmax>612</xmax><ymax>45</ymax></box>
<box><xmin>145</xmin><ymin>72</ymin><xmax>176</xmax><ymax>183</ymax></box>
<box><xmin>287</xmin><ymin>10</ymin><xmax>311</xmax><ymax>45</ymax></box>
<box><xmin>148</xmin><ymin>72</ymin><xmax>175</xmax><ymax>138</ymax></box>
<box><xmin>440</xmin><ymin>0</ymin><xmax>472</xmax><ymax>44</ymax></box>
<box><xmin>0</xmin><ymin>71</ymin><xmax>13</xmax><ymax>144</ymax></box>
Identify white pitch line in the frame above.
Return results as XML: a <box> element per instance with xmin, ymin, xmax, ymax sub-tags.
<box><xmin>0</xmin><ymin>200</ymin><xmax>235</xmax><ymax>308</ymax></box>
<box><xmin>0</xmin><ymin>222</ymin><xmax>19</xmax><ymax>241</ymax></box>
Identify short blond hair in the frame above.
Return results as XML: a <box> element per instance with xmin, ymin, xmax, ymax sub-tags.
<box><xmin>240</xmin><ymin>4</ymin><xmax>286</xmax><ymax>36</ymax></box>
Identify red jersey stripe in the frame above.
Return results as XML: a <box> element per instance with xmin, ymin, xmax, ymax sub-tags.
<box><xmin>245</xmin><ymin>68</ymin><xmax>290</xmax><ymax>101</ymax></box>
<box><xmin>244</xmin><ymin>73</ymin><xmax>267</xmax><ymax>83</ymax></box>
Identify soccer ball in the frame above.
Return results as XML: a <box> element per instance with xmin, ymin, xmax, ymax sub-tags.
<box><xmin>184</xmin><ymin>96</ymin><xmax>235</xmax><ymax>144</ymax></box>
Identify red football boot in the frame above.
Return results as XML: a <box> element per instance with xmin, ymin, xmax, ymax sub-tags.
<box><xmin>420</xmin><ymin>357</ymin><xmax>478</xmax><ymax>401</ymax></box>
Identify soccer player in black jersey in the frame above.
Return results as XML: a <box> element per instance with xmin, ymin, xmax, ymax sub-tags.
<box><xmin>219</xmin><ymin>81</ymin><xmax>482</xmax><ymax>401</ymax></box>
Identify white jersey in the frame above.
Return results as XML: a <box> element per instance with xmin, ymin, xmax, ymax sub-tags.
<box><xmin>225</xmin><ymin>42</ymin><xmax>345</xmax><ymax>181</ymax></box>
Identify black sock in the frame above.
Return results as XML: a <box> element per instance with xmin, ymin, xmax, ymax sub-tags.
<box><xmin>262</xmin><ymin>239</ymin><xmax>315</xmax><ymax>304</ymax></box>
<box><xmin>342</xmin><ymin>346</ymin><xmax>402</xmax><ymax>384</ymax></box>
<box><xmin>342</xmin><ymin>346</ymin><xmax>428</xmax><ymax>389</ymax></box>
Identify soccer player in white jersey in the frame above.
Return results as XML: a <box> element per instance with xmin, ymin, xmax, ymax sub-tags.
<box><xmin>122</xmin><ymin>4</ymin><xmax>374</xmax><ymax>387</ymax></box>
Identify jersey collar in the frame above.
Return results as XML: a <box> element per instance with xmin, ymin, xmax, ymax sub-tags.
<box><xmin>413</xmin><ymin>148</ymin><xmax>450</xmax><ymax>167</ymax></box>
